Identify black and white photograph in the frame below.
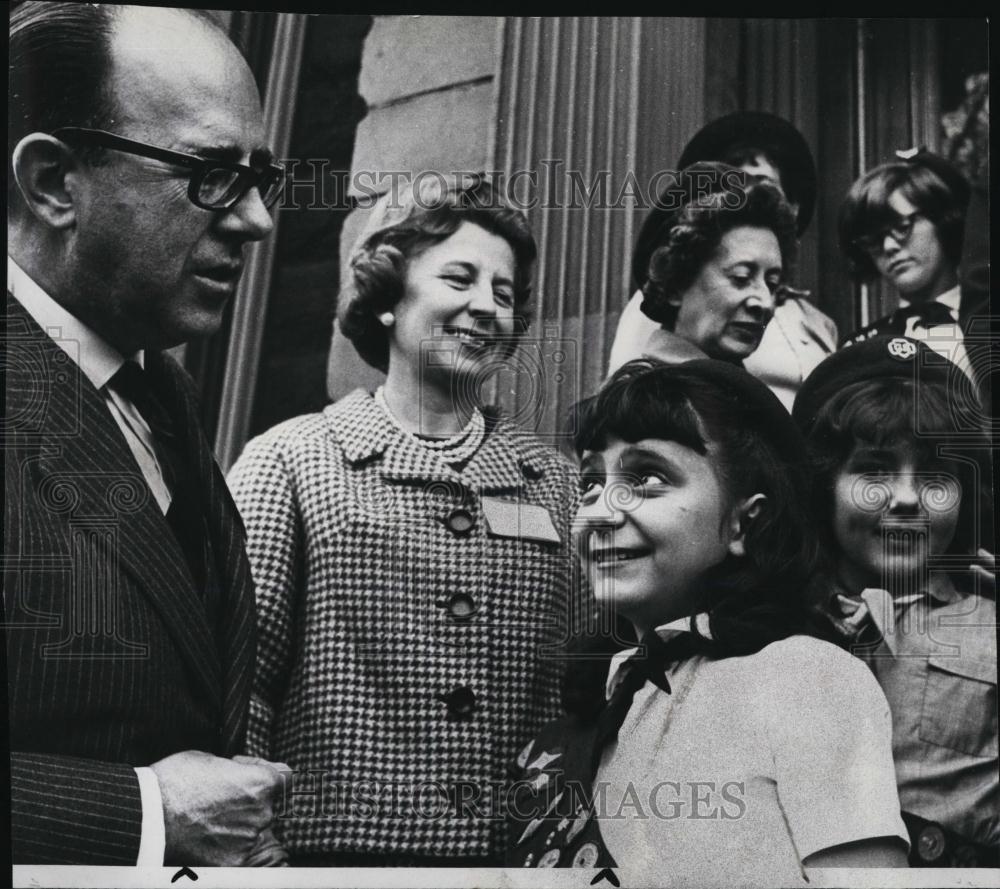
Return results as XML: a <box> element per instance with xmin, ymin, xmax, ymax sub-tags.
<box><xmin>4</xmin><ymin>7</ymin><xmax>996</xmax><ymax>888</ymax></box>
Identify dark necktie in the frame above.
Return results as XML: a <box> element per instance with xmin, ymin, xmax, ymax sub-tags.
<box><xmin>891</xmin><ymin>300</ymin><xmax>956</xmax><ymax>332</ymax></box>
<box><xmin>589</xmin><ymin>630</ymin><xmax>701</xmax><ymax>778</ymax></box>
<box><xmin>108</xmin><ymin>361</ymin><xmax>213</xmax><ymax>600</ymax></box>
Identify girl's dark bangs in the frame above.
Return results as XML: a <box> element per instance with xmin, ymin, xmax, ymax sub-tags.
<box><xmin>830</xmin><ymin>378</ymin><xmax>963</xmax><ymax>459</ymax></box>
<box><xmin>572</xmin><ymin>378</ymin><xmax>707</xmax><ymax>456</ymax></box>
<box><xmin>855</xmin><ymin>177</ymin><xmax>904</xmax><ymax>233</ymax></box>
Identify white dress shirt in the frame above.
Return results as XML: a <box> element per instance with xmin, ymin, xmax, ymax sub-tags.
<box><xmin>899</xmin><ymin>285</ymin><xmax>973</xmax><ymax>382</ymax></box>
<box><xmin>7</xmin><ymin>255</ymin><xmax>167</xmax><ymax>865</ymax></box>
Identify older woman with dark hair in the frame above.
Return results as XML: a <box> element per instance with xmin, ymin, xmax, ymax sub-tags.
<box><xmin>610</xmin><ymin>163</ymin><xmax>798</xmax><ymax>370</ymax></box>
<box><xmin>228</xmin><ymin>174</ymin><xmax>580</xmax><ymax>865</ymax></box>
<box><xmin>610</xmin><ymin>114</ymin><xmax>839</xmax><ymax>410</ymax></box>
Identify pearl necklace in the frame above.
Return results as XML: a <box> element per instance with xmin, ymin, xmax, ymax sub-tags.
<box><xmin>374</xmin><ymin>387</ymin><xmax>486</xmax><ymax>466</ymax></box>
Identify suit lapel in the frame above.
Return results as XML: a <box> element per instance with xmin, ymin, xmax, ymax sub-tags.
<box><xmin>146</xmin><ymin>352</ymin><xmax>255</xmax><ymax>753</ymax></box>
<box><xmin>7</xmin><ymin>295</ymin><xmax>223</xmax><ymax>709</ymax></box>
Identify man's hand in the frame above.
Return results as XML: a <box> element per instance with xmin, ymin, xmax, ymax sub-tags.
<box><xmin>242</xmin><ymin>828</ymin><xmax>289</xmax><ymax>866</ymax></box>
<box><xmin>150</xmin><ymin>750</ymin><xmax>290</xmax><ymax>866</ymax></box>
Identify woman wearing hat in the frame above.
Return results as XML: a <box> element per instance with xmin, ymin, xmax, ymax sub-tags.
<box><xmin>228</xmin><ymin>174</ymin><xmax>579</xmax><ymax>864</ymax></box>
<box><xmin>838</xmin><ymin>150</ymin><xmax>988</xmax><ymax>392</ymax></box>
<box><xmin>609</xmin><ymin>112</ymin><xmax>838</xmax><ymax>410</ymax></box>
<box><xmin>608</xmin><ymin>163</ymin><xmax>798</xmax><ymax>369</ymax></box>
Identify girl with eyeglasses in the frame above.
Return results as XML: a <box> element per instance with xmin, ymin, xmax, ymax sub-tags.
<box><xmin>837</xmin><ymin>151</ymin><xmax>988</xmax><ymax>396</ymax></box>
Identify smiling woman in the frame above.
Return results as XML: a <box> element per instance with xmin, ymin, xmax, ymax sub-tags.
<box><xmin>227</xmin><ymin>174</ymin><xmax>581</xmax><ymax>864</ymax></box>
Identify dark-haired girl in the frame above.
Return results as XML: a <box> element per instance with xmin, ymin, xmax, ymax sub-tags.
<box><xmin>838</xmin><ymin>151</ymin><xmax>987</xmax><ymax>392</ymax></box>
<box><xmin>229</xmin><ymin>175</ymin><xmax>579</xmax><ymax>863</ymax></box>
<box><xmin>509</xmin><ymin>359</ymin><xmax>908</xmax><ymax>884</ymax></box>
<box><xmin>794</xmin><ymin>336</ymin><xmax>997</xmax><ymax>867</ymax></box>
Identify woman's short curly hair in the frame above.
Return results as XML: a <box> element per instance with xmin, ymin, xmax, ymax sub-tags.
<box><xmin>838</xmin><ymin>159</ymin><xmax>969</xmax><ymax>283</ymax></box>
<box><xmin>337</xmin><ymin>173</ymin><xmax>537</xmax><ymax>372</ymax></box>
<box><xmin>640</xmin><ymin>180</ymin><xmax>798</xmax><ymax>330</ymax></box>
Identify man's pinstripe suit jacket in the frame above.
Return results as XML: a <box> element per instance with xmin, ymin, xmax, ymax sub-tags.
<box><xmin>4</xmin><ymin>293</ymin><xmax>256</xmax><ymax>864</ymax></box>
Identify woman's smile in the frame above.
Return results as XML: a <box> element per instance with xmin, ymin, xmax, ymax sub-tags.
<box><xmin>387</xmin><ymin>221</ymin><xmax>517</xmax><ymax>393</ymax></box>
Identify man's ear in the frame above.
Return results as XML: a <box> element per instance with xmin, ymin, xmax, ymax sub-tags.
<box><xmin>11</xmin><ymin>134</ymin><xmax>83</xmax><ymax>230</ymax></box>
<box><xmin>726</xmin><ymin>493</ymin><xmax>767</xmax><ymax>558</ymax></box>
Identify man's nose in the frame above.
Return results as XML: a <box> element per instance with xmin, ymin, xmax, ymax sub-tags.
<box><xmin>221</xmin><ymin>186</ymin><xmax>274</xmax><ymax>241</ymax></box>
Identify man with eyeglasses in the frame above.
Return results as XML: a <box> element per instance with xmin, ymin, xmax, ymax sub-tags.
<box><xmin>7</xmin><ymin>2</ymin><xmax>289</xmax><ymax>867</ymax></box>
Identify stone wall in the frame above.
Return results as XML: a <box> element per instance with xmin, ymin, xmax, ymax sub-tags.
<box><xmin>248</xmin><ymin>14</ymin><xmax>372</xmax><ymax>437</ymax></box>
<box><xmin>327</xmin><ymin>16</ymin><xmax>503</xmax><ymax>401</ymax></box>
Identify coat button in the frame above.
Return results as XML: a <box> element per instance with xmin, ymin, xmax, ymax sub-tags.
<box><xmin>444</xmin><ymin>507</ymin><xmax>475</xmax><ymax>535</ymax></box>
<box><xmin>521</xmin><ymin>461</ymin><xmax>543</xmax><ymax>481</ymax></box>
<box><xmin>438</xmin><ymin>685</ymin><xmax>476</xmax><ymax>718</ymax></box>
<box><xmin>438</xmin><ymin>592</ymin><xmax>476</xmax><ymax>620</ymax></box>
<box><xmin>916</xmin><ymin>824</ymin><xmax>946</xmax><ymax>862</ymax></box>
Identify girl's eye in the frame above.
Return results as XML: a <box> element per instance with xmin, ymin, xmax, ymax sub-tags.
<box><xmin>729</xmin><ymin>275</ymin><xmax>751</xmax><ymax>288</ymax></box>
<box><xmin>442</xmin><ymin>274</ymin><xmax>471</xmax><ymax>288</ymax></box>
<box><xmin>919</xmin><ymin>476</ymin><xmax>961</xmax><ymax>513</ymax></box>
<box><xmin>633</xmin><ymin>472</ymin><xmax>670</xmax><ymax>491</ymax></box>
<box><xmin>494</xmin><ymin>289</ymin><xmax>515</xmax><ymax>308</ymax></box>
<box><xmin>765</xmin><ymin>276</ymin><xmax>782</xmax><ymax>294</ymax></box>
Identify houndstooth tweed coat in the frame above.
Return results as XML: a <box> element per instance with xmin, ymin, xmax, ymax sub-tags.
<box><xmin>228</xmin><ymin>389</ymin><xmax>581</xmax><ymax>860</ymax></box>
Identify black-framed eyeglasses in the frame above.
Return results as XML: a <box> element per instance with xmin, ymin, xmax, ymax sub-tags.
<box><xmin>51</xmin><ymin>127</ymin><xmax>286</xmax><ymax>211</ymax></box>
<box><xmin>853</xmin><ymin>211</ymin><xmax>922</xmax><ymax>258</ymax></box>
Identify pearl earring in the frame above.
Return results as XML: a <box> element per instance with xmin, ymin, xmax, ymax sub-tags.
<box><xmin>378</xmin><ymin>311</ymin><xmax>395</xmax><ymax>328</ymax></box>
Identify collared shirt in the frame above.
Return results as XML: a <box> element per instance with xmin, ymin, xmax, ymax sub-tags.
<box><xmin>7</xmin><ymin>256</ymin><xmax>171</xmax><ymax>513</ymax></box>
<box><xmin>596</xmin><ymin>616</ymin><xmax>907</xmax><ymax>887</ymax></box>
<box><xmin>898</xmin><ymin>285</ymin><xmax>973</xmax><ymax>381</ymax></box>
<box><xmin>6</xmin><ymin>256</ymin><xmax>167</xmax><ymax>865</ymax></box>
<box><xmin>840</xmin><ymin>572</ymin><xmax>999</xmax><ymax>845</ymax></box>
<box><xmin>608</xmin><ymin>290</ymin><xmax>838</xmax><ymax>411</ymax></box>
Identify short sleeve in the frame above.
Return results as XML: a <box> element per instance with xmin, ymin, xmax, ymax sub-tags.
<box><xmin>765</xmin><ymin>638</ymin><xmax>909</xmax><ymax>860</ymax></box>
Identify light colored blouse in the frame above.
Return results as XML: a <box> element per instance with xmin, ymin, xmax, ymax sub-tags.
<box><xmin>608</xmin><ymin>291</ymin><xmax>838</xmax><ymax>411</ymax></box>
<box><xmin>596</xmin><ymin>619</ymin><xmax>907</xmax><ymax>886</ymax></box>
